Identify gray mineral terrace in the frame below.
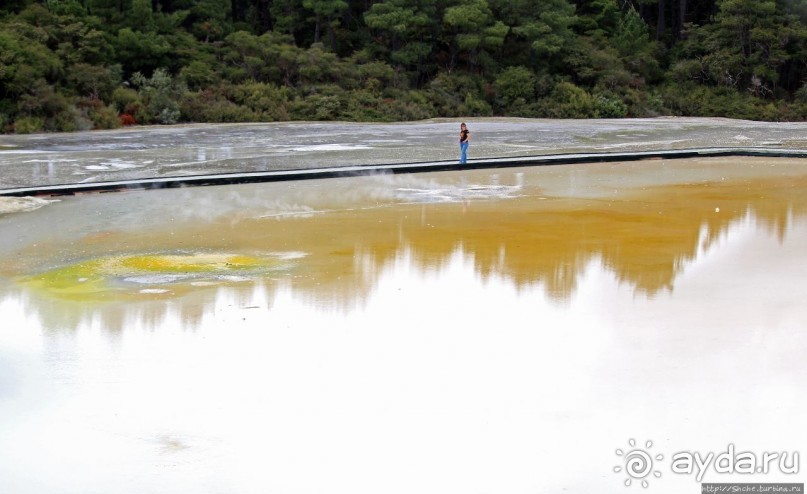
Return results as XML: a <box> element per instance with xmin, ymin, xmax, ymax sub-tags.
<box><xmin>1</xmin><ymin>117</ymin><xmax>805</xmax><ymax>191</ymax></box>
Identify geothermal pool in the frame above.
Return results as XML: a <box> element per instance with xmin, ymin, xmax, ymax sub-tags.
<box><xmin>1</xmin><ymin>154</ymin><xmax>807</xmax><ymax>493</ymax></box>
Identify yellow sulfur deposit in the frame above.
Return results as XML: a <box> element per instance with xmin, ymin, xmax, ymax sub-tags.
<box><xmin>21</xmin><ymin>253</ymin><xmax>282</xmax><ymax>301</ymax></box>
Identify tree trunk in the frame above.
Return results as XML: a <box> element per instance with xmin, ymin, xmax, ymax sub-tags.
<box><xmin>257</xmin><ymin>0</ymin><xmax>272</xmax><ymax>33</ymax></box>
<box><xmin>232</xmin><ymin>0</ymin><xmax>249</xmax><ymax>22</ymax></box>
<box><xmin>327</xmin><ymin>15</ymin><xmax>336</xmax><ymax>51</ymax></box>
<box><xmin>657</xmin><ymin>0</ymin><xmax>666</xmax><ymax>41</ymax></box>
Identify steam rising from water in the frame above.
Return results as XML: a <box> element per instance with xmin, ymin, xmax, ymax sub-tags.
<box><xmin>0</xmin><ymin>196</ymin><xmax>58</xmax><ymax>215</ymax></box>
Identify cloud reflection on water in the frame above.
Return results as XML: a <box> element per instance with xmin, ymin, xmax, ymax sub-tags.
<box><xmin>1</xmin><ymin>211</ymin><xmax>806</xmax><ymax>494</ymax></box>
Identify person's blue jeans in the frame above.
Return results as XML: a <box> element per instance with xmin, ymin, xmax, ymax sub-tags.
<box><xmin>460</xmin><ymin>142</ymin><xmax>469</xmax><ymax>164</ymax></box>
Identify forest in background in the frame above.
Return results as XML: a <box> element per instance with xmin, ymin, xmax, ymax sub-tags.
<box><xmin>0</xmin><ymin>0</ymin><xmax>806</xmax><ymax>133</ymax></box>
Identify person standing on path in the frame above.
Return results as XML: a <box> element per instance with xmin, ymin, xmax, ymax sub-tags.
<box><xmin>459</xmin><ymin>122</ymin><xmax>470</xmax><ymax>164</ymax></box>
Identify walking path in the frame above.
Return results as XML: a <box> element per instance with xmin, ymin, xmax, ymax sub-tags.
<box><xmin>1</xmin><ymin>147</ymin><xmax>805</xmax><ymax>197</ymax></box>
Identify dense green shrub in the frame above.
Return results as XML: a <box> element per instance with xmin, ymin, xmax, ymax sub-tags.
<box><xmin>12</xmin><ymin>116</ymin><xmax>45</xmax><ymax>134</ymax></box>
<box><xmin>538</xmin><ymin>82</ymin><xmax>597</xmax><ymax>118</ymax></box>
<box><xmin>463</xmin><ymin>93</ymin><xmax>493</xmax><ymax>117</ymax></box>
<box><xmin>16</xmin><ymin>83</ymin><xmax>93</xmax><ymax>131</ymax></box>
<box><xmin>180</xmin><ymin>61</ymin><xmax>219</xmax><ymax>91</ymax></box>
<box><xmin>797</xmin><ymin>83</ymin><xmax>807</xmax><ymax>104</ymax></box>
<box><xmin>130</xmin><ymin>68</ymin><xmax>186</xmax><ymax>124</ymax></box>
<box><xmin>593</xmin><ymin>93</ymin><xmax>628</xmax><ymax>118</ymax></box>
<box><xmin>65</xmin><ymin>63</ymin><xmax>123</xmax><ymax>101</ymax></box>
<box><xmin>426</xmin><ymin>72</ymin><xmax>488</xmax><ymax>117</ymax></box>
<box><xmin>659</xmin><ymin>83</ymin><xmax>790</xmax><ymax>121</ymax></box>
<box><xmin>379</xmin><ymin>91</ymin><xmax>436</xmax><ymax>121</ymax></box>
<box><xmin>291</xmin><ymin>92</ymin><xmax>344</xmax><ymax>120</ymax></box>
<box><xmin>110</xmin><ymin>87</ymin><xmax>142</xmax><ymax>115</ymax></box>
<box><xmin>226</xmin><ymin>82</ymin><xmax>292</xmax><ymax>120</ymax></box>
<box><xmin>622</xmin><ymin>88</ymin><xmax>665</xmax><ymax>117</ymax></box>
<box><xmin>179</xmin><ymin>90</ymin><xmax>259</xmax><ymax>123</ymax></box>
<box><xmin>492</xmin><ymin>66</ymin><xmax>536</xmax><ymax>108</ymax></box>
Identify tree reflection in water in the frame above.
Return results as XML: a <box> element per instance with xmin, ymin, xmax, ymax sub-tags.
<box><xmin>1</xmin><ymin>156</ymin><xmax>806</xmax><ymax>332</ymax></box>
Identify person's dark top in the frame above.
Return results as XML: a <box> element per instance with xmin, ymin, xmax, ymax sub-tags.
<box><xmin>460</xmin><ymin>129</ymin><xmax>469</xmax><ymax>143</ymax></box>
